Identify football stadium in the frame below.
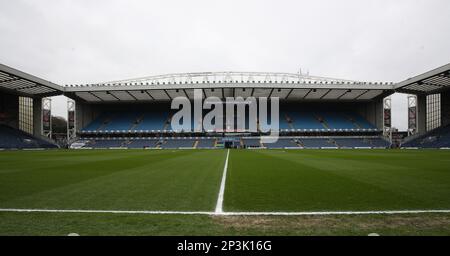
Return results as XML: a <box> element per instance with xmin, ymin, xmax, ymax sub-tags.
<box><xmin>0</xmin><ymin>62</ymin><xmax>450</xmax><ymax>236</ymax></box>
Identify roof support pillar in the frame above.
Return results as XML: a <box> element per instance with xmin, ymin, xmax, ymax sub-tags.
<box><xmin>32</xmin><ymin>98</ymin><xmax>42</xmax><ymax>137</ymax></box>
<box><xmin>417</xmin><ymin>94</ymin><xmax>427</xmax><ymax>135</ymax></box>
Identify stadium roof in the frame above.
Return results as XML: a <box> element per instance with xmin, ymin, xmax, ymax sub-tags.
<box><xmin>64</xmin><ymin>71</ymin><xmax>394</xmax><ymax>102</ymax></box>
<box><xmin>395</xmin><ymin>63</ymin><xmax>450</xmax><ymax>95</ymax></box>
<box><xmin>3</xmin><ymin>62</ymin><xmax>450</xmax><ymax>101</ymax></box>
<box><xmin>0</xmin><ymin>63</ymin><xmax>63</xmax><ymax>97</ymax></box>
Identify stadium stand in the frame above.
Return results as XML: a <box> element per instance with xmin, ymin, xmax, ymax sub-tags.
<box><xmin>333</xmin><ymin>137</ymin><xmax>372</xmax><ymax>148</ymax></box>
<box><xmin>264</xmin><ymin>138</ymin><xmax>299</xmax><ymax>148</ymax></box>
<box><xmin>81</xmin><ymin>108</ymin><xmax>377</xmax><ymax>133</ymax></box>
<box><xmin>4</xmin><ymin>62</ymin><xmax>450</xmax><ymax>152</ymax></box>
<box><xmin>369</xmin><ymin>137</ymin><xmax>391</xmax><ymax>148</ymax></box>
<box><xmin>104</xmin><ymin>112</ymin><xmax>140</xmax><ymax>131</ymax></box>
<box><xmin>243</xmin><ymin>138</ymin><xmax>262</xmax><ymax>148</ymax></box>
<box><xmin>160</xmin><ymin>138</ymin><xmax>196</xmax><ymax>149</ymax></box>
<box><xmin>287</xmin><ymin>111</ymin><xmax>325</xmax><ymax>130</ymax></box>
<box><xmin>196</xmin><ymin>138</ymin><xmax>216</xmax><ymax>148</ymax></box>
<box><xmin>134</xmin><ymin>112</ymin><xmax>169</xmax><ymax>131</ymax></box>
<box><xmin>282</xmin><ymin>109</ymin><xmax>376</xmax><ymax>131</ymax></box>
<box><xmin>74</xmin><ymin>136</ymin><xmax>390</xmax><ymax>149</ymax></box>
<box><xmin>87</xmin><ymin>139</ymin><xmax>126</xmax><ymax>148</ymax></box>
<box><xmin>75</xmin><ymin>106</ymin><xmax>385</xmax><ymax>149</ymax></box>
<box><xmin>68</xmin><ymin>77</ymin><xmax>393</xmax><ymax>151</ymax></box>
<box><xmin>298</xmin><ymin>138</ymin><xmax>335</xmax><ymax>148</ymax></box>
<box><xmin>82</xmin><ymin>113</ymin><xmax>108</xmax><ymax>131</ymax></box>
<box><xmin>0</xmin><ymin>125</ymin><xmax>57</xmax><ymax>149</ymax></box>
<box><xmin>77</xmin><ymin>137</ymin><xmax>219</xmax><ymax>149</ymax></box>
<box><xmin>348</xmin><ymin>113</ymin><xmax>377</xmax><ymax>129</ymax></box>
<box><xmin>321</xmin><ymin>112</ymin><xmax>357</xmax><ymax>130</ymax></box>
<box><xmin>82</xmin><ymin>111</ymin><xmax>169</xmax><ymax>132</ymax></box>
<box><xmin>127</xmin><ymin>139</ymin><xmax>159</xmax><ymax>149</ymax></box>
<box><xmin>402</xmin><ymin>125</ymin><xmax>450</xmax><ymax>148</ymax></box>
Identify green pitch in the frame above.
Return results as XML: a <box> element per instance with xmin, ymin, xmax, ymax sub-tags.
<box><xmin>0</xmin><ymin>149</ymin><xmax>450</xmax><ymax>235</ymax></box>
<box><xmin>226</xmin><ymin>149</ymin><xmax>450</xmax><ymax>211</ymax></box>
<box><xmin>0</xmin><ymin>149</ymin><xmax>225</xmax><ymax>211</ymax></box>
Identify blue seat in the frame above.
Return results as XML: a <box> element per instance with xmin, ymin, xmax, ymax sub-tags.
<box><xmin>161</xmin><ymin>139</ymin><xmax>195</xmax><ymax>148</ymax></box>
<box><xmin>104</xmin><ymin>112</ymin><xmax>139</xmax><ymax>131</ymax></box>
<box><xmin>288</xmin><ymin>112</ymin><xmax>325</xmax><ymax>130</ymax></box>
<box><xmin>403</xmin><ymin>125</ymin><xmax>450</xmax><ymax>148</ymax></box>
<box><xmin>127</xmin><ymin>139</ymin><xmax>158</xmax><ymax>148</ymax></box>
<box><xmin>264</xmin><ymin>138</ymin><xmax>298</xmax><ymax>148</ymax></box>
<box><xmin>0</xmin><ymin>125</ymin><xmax>57</xmax><ymax>149</ymax></box>
<box><xmin>347</xmin><ymin>113</ymin><xmax>376</xmax><ymax>129</ymax></box>
<box><xmin>299</xmin><ymin>138</ymin><xmax>333</xmax><ymax>148</ymax></box>
<box><xmin>320</xmin><ymin>112</ymin><xmax>356</xmax><ymax>130</ymax></box>
<box><xmin>333</xmin><ymin>138</ymin><xmax>371</xmax><ymax>147</ymax></box>
<box><xmin>197</xmin><ymin>139</ymin><xmax>215</xmax><ymax>148</ymax></box>
<box><xmin>136</xmin><ymin>112</ymin><xmax>168</xmax><ymax>131</ymax></box>
<box><xmin>243</xmin><ymin>138</ymin><xmax>261</xmax><ymax>147</ymax></box>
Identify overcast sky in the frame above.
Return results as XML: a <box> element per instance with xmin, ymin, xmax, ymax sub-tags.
<box><xmin>1</xmin><ymin>0</ymin><xmax>450</xmax><ymax>130</ymax></box>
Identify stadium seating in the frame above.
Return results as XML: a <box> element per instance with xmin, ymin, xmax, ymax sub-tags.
<box><xmin>77</xmin><ymin>137</ymin><xmax>220</xmax><ymax>149</ymax></box>
<box><xmin>81</xmin><ymin>107</ymin><xmax>377</xmax><ymax>133</ymax></box>
<box><xmin>102</xmin><ymin>112</ymin><xmax>137</xmax><ymax>131</ymax></box>
<box><xmin>82</xmin><ymin>111</ymin><xmax>168</xmax><ymax>132</ymax></box>
<box><xmin>320</xmin><ymin>112</ymin><xmax>357</xmax><ymax>130</ymax></box>
<box><xmin>333</xmin><ymin>137</ymin><xmax>371</xmax><ymax>148</ymax></box>
<box><xmin>298</xmin><ymin>138</ymin><xmax>335</xmax><ymax>148</ymax></box>
<box><xmin>258</xmin><ymin>115</ymin><xmax>278</xmax><ymax>132</ymax></box>
<box><xmin>243</xmin><ymin>138</ymin><xmax>261</xmax><ymax>148</ymax></box>
<box><xmin>82</xmin><ymin>113</ymin><xmax>108</xmax><ymax>131</ymax></box>
<box><xmin>75</xmin><ymin>106</ymin><xmax>383</xmax><ymax>150</ymax></box>
<box><xmin>160</xmin><ymin>138</ymin><xmax>196</xmax><ymax>148</ymax></box>
<box><xmin>264</xmin><ymin>138</ymin><xmax>299</xmax><ymax>148</ymax></box>
<box><xmin>86</xmin><ymin>139</ymin><xmax>126</xmax><ymax>148</ymax></box>
<box><xmin>402</xmin><ymin>125</ymin><xmax>450</xmax><ymax>148</ymax></box>
<box><xmin>369</xmin><ymin>137</ymin><xmax>390</xmax><ymax>148</ymax></box>
<box><xmin>134</xmin><ymin>112</ymin><xmax>169</xmax><ymax>131</ymax></box>
<box><xmin>75</xmin><ymin>136</ymin><xmax>390</xmax><ymax>149</ymax></box>
<box><xmin>287</xmin><ymin>111</ymin><xmax>325</xmax><ymax>130</ymax></box>
<box><xmin>347</xmin><ymin>113</ymin><xmax>376</xmax><ymax>129</ymax></box>
<box><xmin>283</xmin><ymin>110</ymin><xmax>376</xmax><ymax>131</ymax></box>
<box><xmin>0</xmin><ymin>125</ymin><xmax>57</xmax><ymax>149</ymax></box>
<box><xmin>127</xmin><ymin>139</ymin><xmax>159</xmax><ymax>149</ymax></box>
<box><xmin>196</xmin><ymin>139</ymin><xmax>216</xmax><ymax>148</ymax></box>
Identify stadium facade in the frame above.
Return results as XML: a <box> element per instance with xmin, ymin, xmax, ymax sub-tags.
<box><xmin>1</xmin><ymin>62</ymin><xmax>449</xmax><ymax>149</ymax></box>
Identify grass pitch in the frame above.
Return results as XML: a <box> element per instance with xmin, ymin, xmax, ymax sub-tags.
<box><xmin>226</xmin><ymin>149</ymin><xmax>450</xmax><ymax>212</ymax></box>
<box><xmin>0</xmin><ymin>149</ymin><xmax>225</xmax><ymax>211</ymax></box>
<box><xmin>0</xmin><ymin>149</ymin><xmax>450</xmax><ymax>235</ymax></box>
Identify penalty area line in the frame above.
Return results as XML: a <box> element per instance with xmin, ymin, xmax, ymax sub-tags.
<box><xmin>0</xmin><ymin>208</ymin><xmax>450</xmax><ymax>216</ymax></box>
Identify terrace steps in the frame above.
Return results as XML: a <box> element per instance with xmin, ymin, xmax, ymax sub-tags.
<box><xmin>130</xmin><ymin>114</ymin><xmax>144</xmax><ymax>131</ymax></box>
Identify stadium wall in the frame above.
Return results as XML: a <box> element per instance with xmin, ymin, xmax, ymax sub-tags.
<box><xmin>356</xmin><ymin>99</ymin><xmax>383</xmax><ymax>130</ymax></box>
<box><xmin>75</xmin><ymin>102</ymin><xmax>102</xmax><ymax>133</ymax></box>
<box><xmin>441</xmin><ymin>91</ymin><xmax>450</xmax><ymax>127</ymax></box>
<box><xmin>0</xmin><ymin>92</ymin><xmax>19</xmax><ymax>129</ymax></box>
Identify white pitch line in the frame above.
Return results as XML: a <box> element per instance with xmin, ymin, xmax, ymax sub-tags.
<box><xmin>1</xmin><ymin>208</ymin><xmax>450</xmax><ymax>216</ymax></box>
<box><xmin>0</xmin><ymin>208</ymin><xmax>212</xmax><ymax>215</ymax></box>
<box><xmin>215</xmin><ymin>149</ymin><xmax>230</xmax><ymax>213</ymax></box>
<box><xmin>218</xmin><ymin>210</ymin><xmax>450</xmax><ymax>216</ymax></box>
